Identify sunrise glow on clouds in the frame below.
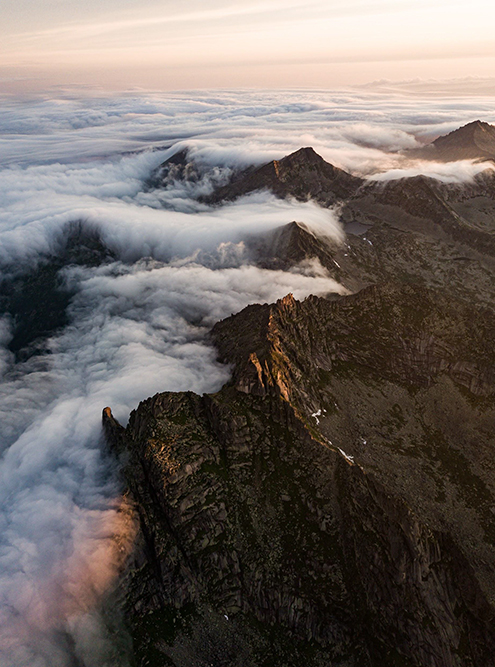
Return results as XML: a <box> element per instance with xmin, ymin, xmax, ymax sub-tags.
<box><xmin>2</xmin><ymin>1</ymin><xmax>495</xmax><ymax>662</ymax></box>
<box><xmin>2</xmin><ymin>0</ymin><xmax>495</xmax><ymax>92</ymax></box>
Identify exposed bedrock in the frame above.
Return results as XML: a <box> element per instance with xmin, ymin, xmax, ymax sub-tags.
<box><xmin>104</xmin><ymin>283</ymin><xmax>495</xmax><ymax>667</ymax></box>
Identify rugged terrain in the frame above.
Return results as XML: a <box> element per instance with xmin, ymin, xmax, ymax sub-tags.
<box><xmin>201</xmin><ymin>147</ymin><xmax>363</xmax><ymax>206</ymax></box>
<box><xmin>6</xmin><ymin>125</ymin><xmax>495</xmax><ymax>360</ymax></box>
<box><xmin>101</xmin><ymin>124</ymin><xmax>495</xmax><ymax>666</ymax></box>
<box><xmin>410</xmin><ymin>121</ymin><xmax>495</xmax><ymax>162</ymax></box>
<box><xmin>104</xmin><ymin>285</ymin><xmax>495</xmax><ymax>667</ymax></box>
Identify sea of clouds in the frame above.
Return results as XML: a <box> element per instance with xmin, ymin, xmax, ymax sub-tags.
<box><xmin>0</xmin><ymin>87</ymin><xmax>494</xmax><ymax>666</ymax></box>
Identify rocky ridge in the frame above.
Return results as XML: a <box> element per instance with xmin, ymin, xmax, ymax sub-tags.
<box><xmin>150</xmin><ymin>144</ymin><xmax>495</xmax><ymax>304</ymax></box>
<box><xmin>105</xmin><ymin>284</ymin><xmax>495</xmax><ymax>667</ymax></box>
<box><xmin>412</xmin><ymin>121</ymin><xmax>495</xmax><ymax>162</ymax></box>
<box><xmin>103</xmin><ymin>124</ymin><xmax>495</xmax><ymax>666</ymax></box>
<box><xmin>201</xmin><ymin>147</ymin><xmax>363</xmax><ymax>206</ymax></box>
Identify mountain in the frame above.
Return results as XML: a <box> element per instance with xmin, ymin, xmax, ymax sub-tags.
<box><xmin>412</xmin><ymin>120</ymin><xmax>495</xmax><ymax>162</ymax></box>
<box><xmin>150</xmin><ymin>145</ymin><xmax>495</xmax><ymax>306</ymax></box>
<box><xmin>336</xmin><ymin>170</ymin><xmax>495</xmax><ymax>307</ymax></box>
<box><xmin>146</xmin><ymin>149</ymin><xmax>202</xmax><ymax>189</ymax></box>
<box><xmin>203</xmin><ymin>144</ymin><xmax>495</xmax><ymax>306</ymax></box>
<box><xmin>201</xmin><ymin>147</ymin><xmax>363</xmax><ymax>205</ymax></box>
<box><xmin>104</xmin><ymin>283</ymin><xmax>495</xmax><ymax>667</ymax></box>
<box><xmin>244</xmin><ymin>220</ymin><xmax>363</xmax><ymax>291</ymax></box>
<box><xmin>154</xmin><ymin>144</ymin><xmax>495</xmax><ymax>305</ymax></box>
<box><xmin>149</xmin><ymin>146</ymin><xmax>363</xmax><ymax>205</ymax></box>
<box><xmin>101</xmin><ymin>136</ymin><xmax>495</xmax><ymax>666</ymax></box>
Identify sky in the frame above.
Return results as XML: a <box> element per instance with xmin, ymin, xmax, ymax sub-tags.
<box><xmin>2</xmin><ymin>0</ymin><xmax>495</xmax><ymax>92</ymax></box>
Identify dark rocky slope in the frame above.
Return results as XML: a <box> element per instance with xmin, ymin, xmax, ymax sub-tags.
<box><xmin>104</xmin><ymin>284</ymin><xmax>495</xmax><ymax>667</ymax></box>
<box><xmin>411</xmin><ymin>121</ymin><xmax>495</xmax><ymax>162</ymax></box>
<box><xmin>335</xmin><ymin>170</ymin><xmax>495</xmax><ymax>305</ymax></box>
<box><xmin>205</xmin><ymin>146</ymin><xmax>363</xmax><ymax>205</ymax></box>
<box><xmin>151</xmin><ymin>147</ymin><xmax>364</xmax><ymax>206</ymax></box>
<box><xmin>102</xmin><ymin>127</ymin><xmax>495</xmax><ymax>665</ymax></box>
<box><xmin>0</xmin><ymin>222</ymin><xmax>114</xmax><ymax>359</ymax></box>
<box><xmin>244</xmin><ymin>220</ymin><xmax>363</xmax><ymax>292</ymax></box>
<box><xmin>147</xmin><ymin>149</ymin><xmax>203</xmax><ymax>189</ymax></box>
<box><xmin>240</xmin><ymin>166</ymin><xmax>495</xmax><ymax>307</ymax></box>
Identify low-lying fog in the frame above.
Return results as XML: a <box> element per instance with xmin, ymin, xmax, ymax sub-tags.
<box><xmin>0</xmin><ymin>87</ymin><xmax>494</xmax><ymax>666</ymax></box>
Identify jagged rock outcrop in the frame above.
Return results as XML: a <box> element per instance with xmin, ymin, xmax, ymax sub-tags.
<box><xmin>147</xmin><ymin>149</ymin><xmax>202</xmax><ymax>189</ymax></box>
<box><xmin>104</xmin><ymin>283</ymin><xmax>495</xmax><ymax>667</ymax></box>
<box><xmin>248</xmin><ymin>220</ymin><xmax>338</xmax><ymax>269</ymax></box>
<box><xmin>244</xmin><ymin>220</ymin><xmax>364</xmax><ymax>291</ymax></box>
<box><xmin>212</xmin><ymin>284</ymin><xmax>495</xmax><ymax>405</ymax></box>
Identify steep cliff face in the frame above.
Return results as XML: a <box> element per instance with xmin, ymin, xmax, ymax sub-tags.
<box><xmin>104</xmin><ymin>283</ymin><xmax>495</xmax><ymax>667</ymax></box>
<box><xmin>212</xmin><ymin>284</ymin><xmax>495</xmax><ymax>404</ymax></box>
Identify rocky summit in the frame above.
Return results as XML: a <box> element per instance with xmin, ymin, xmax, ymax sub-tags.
<box><xmin>202</xmin><ymin>147</ymin><xmax>362</xmax><ymax>206</ymax></box>
<box><xmin>102</xmin><ymin>124</ymin><xmax>495</xmax><ymax>666</ymax></box>
<box><xmin>410</xmin><ymin>120</ymin><xmax>495</xmax><ymax>162</ymax></box>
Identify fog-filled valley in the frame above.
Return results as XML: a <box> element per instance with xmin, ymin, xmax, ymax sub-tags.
<box><xmin>2</xmin><ymin>88</ymin><xmax>495</xmax><ymax>666</ymax></box>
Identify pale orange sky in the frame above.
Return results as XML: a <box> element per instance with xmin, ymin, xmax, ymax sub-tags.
<box><xmin>2</xmin><ymin>0</ymin><xmax>495</xmax><ymax>92</ymax></box>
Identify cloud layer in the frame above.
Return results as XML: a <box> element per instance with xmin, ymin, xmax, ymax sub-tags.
<box><xmin>1</xmin><ymin>88</ymin><xmax>495</xmax><ymax>666</ymax></box>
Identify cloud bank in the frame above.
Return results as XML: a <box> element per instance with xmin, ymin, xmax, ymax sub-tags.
<box><xmin>1</xmin><ymin>87</ymin><xmax>495</xmax><ymax>666</ymax></box>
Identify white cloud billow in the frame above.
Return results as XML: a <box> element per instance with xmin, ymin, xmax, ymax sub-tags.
<box><xmin>0</xmin><ymin>87</ymin><xmax>494</xmax><ymax>666</ymax></box>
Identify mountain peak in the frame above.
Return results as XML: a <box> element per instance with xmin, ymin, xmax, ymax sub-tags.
<box><xmin>283</xmin><ymin>146</ymin><xmax>323</xmax><ymax>162</ymax></box>
<box><xmin>434</xmin><ymin>119</ymin><xmax>493</xmax><ymax>141</ymax></box>
<box><xmin>428</xmin><ymin>120</ymin><xmax>495</xmax><ymax>161</ymax></box>
<box><xmin>203</xmin><ymin>146</ymin><xmax>362</xmax><ymax>205</ymax></box>
<box><xmin>460</xmin><ymin>120</ymin><xmax>486</xmax><ymax>129</ymax></box>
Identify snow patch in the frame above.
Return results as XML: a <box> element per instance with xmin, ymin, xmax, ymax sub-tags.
<box><xmin>311</xmin><ymin>408</ymin><xmax>327</xmax><ymax>425</ymax></box>
<box><xmin>338</xmin><ymin>448</ymin><xmax>355</xmax><ymax>464</ymax></box>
